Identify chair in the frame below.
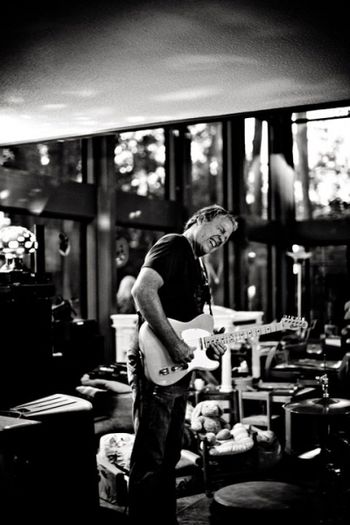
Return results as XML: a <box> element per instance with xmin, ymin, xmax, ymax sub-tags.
<box><xmin>77</xmin><ymin>383</ymin><xmax>203</xmax><ymax>506</ymax></box>
<box><xmin>191</xmin><ymin>389</ymin><xmax>257</xmax><ymax>496</ymax></box>
<box><xmin>336</xmin><ymin>352</ymin><xmax>350</xmax><ymax>397</ymax></box>
<box><xmin>263</xmin><ymin>343</ymin><xmax>302</xmax><ymax>382</ymax></box>
<box><xmin>194</xmin><ymin>388</ymin><xmax>238</xmax><ymax>426</ymax></box>
<box><xmin>238</xmin><ymin>389</ymin><xmax>280</xmax><ymax>430</ymax></box>
<box><xmin>97</xmin><ymin>432</ymin><xmax>203</xmax><ymax>507</ymax></box>
<box><xmin>199</xmin><ymin>427</ymin><xmax>257</xmax><ymax>496</ymax></box>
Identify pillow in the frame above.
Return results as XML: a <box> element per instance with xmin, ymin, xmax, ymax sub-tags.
<box><xmin>99</xmin><ymin>432</ymin><xmax>135</xmax><ymax>471</ymax></box>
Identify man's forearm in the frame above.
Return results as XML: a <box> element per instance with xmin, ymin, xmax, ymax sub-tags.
<box><xmin>136</xmin><ymin>289</ymin><xmax>180</xmax><ymax>351</ymax></box>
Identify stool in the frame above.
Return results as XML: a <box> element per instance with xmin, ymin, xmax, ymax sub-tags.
<box><xmin>210</xmin><ymin>481</ymin><xmax>317</xmax><ymax>525</ymax></box>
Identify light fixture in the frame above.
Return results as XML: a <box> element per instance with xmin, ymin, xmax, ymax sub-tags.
<box><xmin>286</xmin><ymin>245</ymin><xmax>311</xmax><ymax>318</ymax></box>
<box><xmin>0</xmin><ymin>226</ymin><xmax>38</xmax><ymax>272</ymax></box>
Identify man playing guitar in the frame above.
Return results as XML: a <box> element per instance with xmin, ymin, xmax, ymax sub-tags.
<box><xmin>127</xmin><ymin>204</ymin><xmax>237</xmax><ymax>525</ymax></box>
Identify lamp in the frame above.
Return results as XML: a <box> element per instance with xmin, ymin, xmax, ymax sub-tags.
<box><xmin>286</xmin><ymin>244</ymin><xmax>311</xmax><ymax>318</ymax></box>
<box><xmin>0</xmin><ymin>226</ymin><xmax>38</xmax><ymax>272</ymax></box>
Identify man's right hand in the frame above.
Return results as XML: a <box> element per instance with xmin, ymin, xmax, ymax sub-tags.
<box><xmin>170</xmin><ymin>339</ymin><xmax>195</xmax><ymax>367</ymax></box>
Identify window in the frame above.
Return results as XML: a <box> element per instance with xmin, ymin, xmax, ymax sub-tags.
<box><xmin>0</xmin><ymin>139</ymin><xmax>83</xmax><ymax>183</ymax></box>
<box><xmin>307</xmin><ymin>245</ymin><xmax>349</xmax><ymax>328</ymax></box>
<box><xmin>202</xmin><ymin>251</ymin><xmax>224</xmax><ymax>307</ymax></box>
<box><xmin>188</xmin><ymin>122</ymin><xmax>223</xmax><ymax>212</ymax></box>
<box><xmin>44</xmin><ymin>219</ymin><xmax>83</xmax><ymax>316</ymax></box>
<box><xmin>292</xmin><ymin>107</ymin><xmax>350</xmax><ymax>220</ymax></box>
<box><xmin>245</xmin><ymin>242</ymin><xmax>268</xmax><ymax>313</ymax></box>
<box><xmin>188</xmin><ymin>122</ymin><xmax>227</xmax><ymax>306</ymax></box>
<box><xmin>115</xmin><ymin>227</ymin><xmax>164</xmax><ymax>313</ymax></box>
<box><xmin>5</xmin><ymin>214</ymin><xmax>83</xmax><ymax>317</ymax></box>
<box><xmin>244</xmin><ymin>118</ymin><xmax>269</xmax><ymax>219</ymax></box>
<box><xmin>114</xmin><ymin>129</ymin><xmax>166</xmax><ymax>198</ymax></box>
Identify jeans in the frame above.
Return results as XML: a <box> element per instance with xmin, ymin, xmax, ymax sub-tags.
<box><xmin>127</xmin><ymin>378</ymin><xmax>188</xmax><ymax>525</ymax></box>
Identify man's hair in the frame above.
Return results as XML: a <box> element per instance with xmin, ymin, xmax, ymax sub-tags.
<box><xmin>184</xmin><ymin>204</ymin><xmax>238</xmax><ymax>232</ymax></box>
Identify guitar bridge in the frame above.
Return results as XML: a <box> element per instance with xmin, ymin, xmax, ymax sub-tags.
<box><xmin>171</xmin><ymin>365</ymin><xmax>187</xmax><ymax>371</ymax></box>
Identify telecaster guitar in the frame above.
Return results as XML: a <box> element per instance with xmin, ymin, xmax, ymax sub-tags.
<box><xmin>139</xmin><ymin>314</ymin><xmax>308</xmax><ymax>386</ymax></box>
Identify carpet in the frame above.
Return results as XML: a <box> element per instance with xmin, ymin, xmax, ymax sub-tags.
<box><xmin>177</xmin><ymin>493</ymin><xmax>211</xmax><ymax>525</ymax></box>
<box><xmin>99</xmin><ymin>492</ymin><xmax>212</xmax><ymax>524</ymax></box>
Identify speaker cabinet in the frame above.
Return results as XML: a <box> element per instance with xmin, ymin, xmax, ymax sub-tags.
<box><xmin>2</xmin><ymin>394</ymin><xmax>99</xmax><ymax>519</ymax></box>
<box><xmin>0</xmin><ymin>277</ymin><xmax>55</xmax><ymax>408</ymax></box>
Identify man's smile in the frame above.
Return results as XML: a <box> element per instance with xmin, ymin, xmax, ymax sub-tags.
<box><xmin>209</xmin><ymin>236</ymin><xmax>221</xmax><ymax>248</ymax></box>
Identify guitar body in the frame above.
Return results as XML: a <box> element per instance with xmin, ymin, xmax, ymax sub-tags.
<box><xmin>139</xmin><ymin>313</ymin><xmax>218</xmax><ymax>386</ymax></box>
<box><xmin>138</xmin><ymin>312</ymin><xmax>307</xmax><ymax>386</ymax></box>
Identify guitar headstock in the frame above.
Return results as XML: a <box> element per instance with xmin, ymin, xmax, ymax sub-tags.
<box><xmin>280</xmin><ymin>315</ymin><xmax>308</xmax><ymax>330</ymax></box>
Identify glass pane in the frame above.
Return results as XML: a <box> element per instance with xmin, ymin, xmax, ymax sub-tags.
<box><xmin>292</xmin><ymin>106</ymin><xmax>350</xmax><ymax>122</ymax></box>
<box><xmin>202</xmin><ymin>251</ymin><xmax>225</xmax><ymax>307</ymax></box>
<box><xmin>245</xmin><ymin>241</ymin><xmax>268</xmax><ymax>313</ymax></box>
<box><xmin>0</xmin><ymin>139</ymin><xmax>83</xmax><ymax>182</ymax></box>
<box><xmin>115</xmin><ymin>227</ymin><xmax>164</xmax><ymax>313</ymax></box>
<box><xmin>114</xmin><ymin>129</ymin><xmax>165</xmax><ymax>198</ymax></box>
<box><xmin>115</xmin><ymin>226</ymin><xmax>229</xmax><ymax>312</ymax></box>
<box><xmin>308</xmin><ymin>245</ymin><xmax>349</xmax><ymax>329</ymax></box>
<box><xmin>188</xmin><ymin>122</ymin><xmax>223</xmax><ymax>212</ymax></box>
<box><xmin>292</xmin><ymin>112</ymin><xmax>350</xmax><ymax>220</ymax></box>
<box><xmin>244</xmin><ymin>118</ymin><xmax>269</xmax><ymax>219</ymax></box>
<box><xmin>3</xmin><ymin>214</ymin><xmax>83</xmax><ymax>317</ymax></box>
<box><xmin>45</xmin><ymin>219</ymin><xmax>82</xmax><ymax>317</ymax></box>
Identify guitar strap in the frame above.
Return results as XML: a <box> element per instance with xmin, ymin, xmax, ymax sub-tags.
<box><xmin>200</xmin><ymin>260</ymin><xmax>213</xmax><ymax>316</ymax></box>
<box><xmin>136</xmin><ymin>310</ymin><xmax>145</xmax><ymax>330</ymax></box>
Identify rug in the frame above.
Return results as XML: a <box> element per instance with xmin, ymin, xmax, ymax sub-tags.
<box><xmin>177</xmin><ymin>493</ymin><xmax>211</xmax><ymax>525</ymax></box>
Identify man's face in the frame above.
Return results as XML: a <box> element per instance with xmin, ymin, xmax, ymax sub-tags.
<box><xmin>193</xmin><ymin>215</ymin><xmax>235</xmax><ymax>256</ymax></box>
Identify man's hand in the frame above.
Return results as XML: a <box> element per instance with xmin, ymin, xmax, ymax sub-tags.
<box><xmin>208</xmin><ymin>326</ymin><xmax>227</xmax><ymax>360</ymax></box>
<box><xmin>169</xmin><ymin>339</ymin><xmax>195</xmax><ymax>367</ymax></box>
<box><xmin>207</xmin><ymin>340</ymin><xmax>227</xmax><ymax>360</ymax></box>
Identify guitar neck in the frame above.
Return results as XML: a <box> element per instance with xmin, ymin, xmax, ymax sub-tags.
<box><xmin>202</xmin><ymin>321</ymin><xmax>283</xmax><ymax>348</ymax></box>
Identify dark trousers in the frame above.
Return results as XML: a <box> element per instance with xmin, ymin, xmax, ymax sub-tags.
<box><xmin>127</xmin><ymin>380</ymin><xmax>188</xmax><ymax>525</ymax></box>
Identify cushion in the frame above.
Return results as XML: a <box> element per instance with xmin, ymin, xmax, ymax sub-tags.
<box><xmin>97</xmin><ymin>432</ymin><xmax>203</xmax><ymax>504</ymax></box>
<box><xmin>99</xmin><ymin>432</ymin><xmax>201</xmax><ymax>472</ymax></box>
<box><xmin>99</xmin><ymin>432</ymin><xmax>134</xmax><ymax>471</ymax></box>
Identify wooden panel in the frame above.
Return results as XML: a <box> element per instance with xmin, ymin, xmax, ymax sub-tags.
<box><xmin>0</xmin><ymin>167</ymin><xmax>96</xmax><ymax>220</ymax></box>
<box><xmin>245</xmin><ymin>215</ymin><xmax>350</xmax><ymax>247</ymax></box>
<box><xmin>91</xmin><ymin>136</ymin><xmax>117</xmax><ymax>363</ymax></box>
<box><xmin>292</xmin><ymin>218</ymin><xmax>350</xmax><ymax>246</ymax></box>
<box><xmin>244</xmin><ymin>216</ymin><xmax>284</xmax><ymax>245</ymax></box>
<box><xmin>223</xmin><ymin>119</ymin><xmax>245</xmax><ymax>309</ymax></box>
<box><xmin>116</xmin><ymin>191</ymin><xmax>184</xmax><ymax>231</ymax></box>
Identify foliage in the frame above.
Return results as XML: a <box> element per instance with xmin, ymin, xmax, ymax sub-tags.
<box><xmin>114</xmin><ymin>129</ymin><xmax>165</xmax><ymax>198</ymax></box>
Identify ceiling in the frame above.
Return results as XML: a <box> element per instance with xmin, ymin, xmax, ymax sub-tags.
<box><xmin>1</xmin><ymin>0</ymin><xmax>349</xmax><ymax>145</ymax></box>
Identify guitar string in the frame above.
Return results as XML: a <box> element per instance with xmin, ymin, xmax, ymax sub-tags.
<box><xmin>200</xmin><ymin>317</ymin><xmax>305</xmax><ymax>347</ymax></box>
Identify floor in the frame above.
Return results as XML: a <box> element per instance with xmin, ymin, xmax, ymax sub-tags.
<box><xmin>98</xmin><ymin>492</ymin><xmax>211</xmax><ymax>524</ymax></box>
<box><xmin>96</xmin><ymin>450</ymin><xmax>350</xmax><ymax>524</ymax></box>
<box><xmin>177</xmin><ymin>493</ymin><xmax>211</xmax><ymax>525</ymax></box>
<box><xmin>179</xmin><ymin>451</ymin><xmax>350</xmax><ymax>524</ymax></box>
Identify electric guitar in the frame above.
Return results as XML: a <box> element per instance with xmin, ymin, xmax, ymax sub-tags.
<box><xmin>139</xmin><ymin>314</ymin><xmax>308</xmax><ymax>386</ymax></box>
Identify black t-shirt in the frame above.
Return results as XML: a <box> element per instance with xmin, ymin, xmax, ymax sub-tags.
<box><xmin>142</xmin><ymin>234</ymin><xmax>211</xmax><ymax>322</ymax></box>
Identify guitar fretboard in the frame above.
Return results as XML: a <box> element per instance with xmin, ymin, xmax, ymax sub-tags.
<box><xmin>201</xmin><ymin>321</ymin><xmax>282</xmax><ymax>348</ymax></box>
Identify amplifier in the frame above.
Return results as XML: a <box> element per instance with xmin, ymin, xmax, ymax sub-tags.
<box><xmin>4</xmin><ymin>394</ymin><xmax>100</xmax><ymax>519</ymax></box>
<box><xmin>0</xmin><ymin>414</ymin><xmax>42</xmax><ymax>517</ymax></box>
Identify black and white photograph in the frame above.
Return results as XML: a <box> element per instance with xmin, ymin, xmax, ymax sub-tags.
<box><xmin>1</xmin><ymin>1</ymin><xmax>350</xmax><ymax>523</ymax></box>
